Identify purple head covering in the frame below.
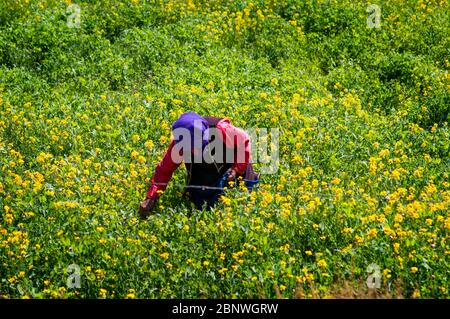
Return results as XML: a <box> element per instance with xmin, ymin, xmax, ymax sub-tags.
<box><xmin>172</xmin><ymin>112</ymin><xmax>209</xmax><ymax>151</ymax></box>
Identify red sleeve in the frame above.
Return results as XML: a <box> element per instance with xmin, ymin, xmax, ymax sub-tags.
<box><xmin>146</xmin><ymin>140</ymin><xmax>182</xmax><ymax>199</ymax></box>
<box><xmin>216</xmin><ymin>119</ymin><xmax>251</xmax><ymax>175</ymax></box>
<box><xmin>232</xmin><ymin>138</ymin><xmax>251</xmax><ymax>175</ymax></box>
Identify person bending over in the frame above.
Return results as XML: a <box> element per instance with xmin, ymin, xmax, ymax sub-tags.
<box><xmin>139</xmin><ymin>112</ymin><xmax>259</xmax><ymax>217</ymax></box>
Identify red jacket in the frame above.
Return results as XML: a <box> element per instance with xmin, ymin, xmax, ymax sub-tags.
<box><xmin>147</xmin><ymin>118</ymin><xmax>251</xmax><ymax>199</ymax></box>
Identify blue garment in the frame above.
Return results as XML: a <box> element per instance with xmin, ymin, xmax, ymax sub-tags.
<box><xmin>187</xmin><ymin>172</ymin><xmax>229</xmax><ymax>210</ymax></box>
<box><xmin>187</xmin><ymin>172</ymin><xmax>259</xmax><ymax>210</ymax></box>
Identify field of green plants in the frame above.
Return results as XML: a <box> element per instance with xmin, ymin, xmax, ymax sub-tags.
<box><xmin>0</xmin><ymin>0</ymin><xmax>449</xmax><ymax>298</ymax></box>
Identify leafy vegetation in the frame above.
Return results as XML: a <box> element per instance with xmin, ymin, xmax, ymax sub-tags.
<box><xmin>0</xmin><ymin>0</ymin><xmax>449</xmax><ymax>298</ymax></box>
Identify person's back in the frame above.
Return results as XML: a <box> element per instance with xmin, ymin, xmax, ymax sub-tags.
<box><xmin>139</xmin><ymin>112</ymin><xmax>258</xmax><ymax>216</ymax></box>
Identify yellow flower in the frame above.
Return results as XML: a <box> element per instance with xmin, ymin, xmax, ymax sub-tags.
<box><xmin>5</xmin><ymin>213</ymin><xmax>14</xmax><ymax>225</ymax></box>
<box><xmin>355</xmin><ymin>235</ymin><xmax>363</xmax><ymax>244</ymax></box>
<box><xmin>391</xmin><ymin>169</ymin><xmax>402</xmax><ymax>180</ymax></box>
<box><xmin>131</xmin><ymin>150</ymin><xmax>139</xmax><ymax>159</ymax></box>
<box><xmin>206</xmin><ymin>81</ymin><xmax>215</xmax><ymax>90</ymax></box>
<box><xmin>159</xmin><ymin>135</ymin><xmax>168</xmax><ymax>144</ymax></box>
<box><xmin>394</xmin><ymin>214</ymin><xmax>404</xmax><ymax>223</ymax></box>
<box><xmin>281</xmin><ymin>209</ymin><xmax>290</xmax><ymax>219</ymax></box>
<box><xmin>317</xmin><ymin>259</ymin><xmax>327</xmax><ymax>268</ymax></box>
<box><xmin>144</xmin><ymin>140</ymin><xmax>154</xmax><ymax>150</ymax></box>
<box><xmin>343</xmin><ymin>227</ymin><xmax>353</xmax><ymax>234</ymax></box>
<box><xmin>411</xmin><ymin>267</ymin><xmax>418</xmax><ymax>274</ymax></box>
<box><xmin>131</xmin><ymin>134</ymin><xmax>140</xmax><ymax>143</ymax></box>
<box><xmin>331</xmin><ymin>177</ymin><xmax>341</xmax><ymax>185</ymax></box>
<box><xmin>220</xmin><ymin>196</ymin><xmax>231</xmax><ymax>206</ymax></box>
<box><xmin>280</xmin><ymin>244</ymin><xmax>290</xmax><ymax>253</ymax></box>
<box><xmin>271</xmin><ymin>78</ymin><xmax>278</xmax><ymax>86</ymax></box>
<box><xmin>379</xmin><ymin>149</ymin><xmax>390</xmax><ymax>158</ymax></box>
<box><xmin>366</xmin><ymin>228</ymin><xmax>378</xmax><ymax>239</ymax></box>
<box><xmin>160</xmin><ymin>252</ymin><xmax>169</xmax><ymax>260</ymax></box>
<box><xmin>125</xmin><ymin>289</ymin><xmax>136</xmax><ymax>299</ymax></box>
<box><xmin>172</xmin><ymin>99</ymin><xmax>183</xmax><ymax>106</ymax></box>
<box><xmin>218</xmin><ymin>268</ymin><xmax>228</xmax><ymax>274</ymax></box>
<box><xmin>137</xmin><ymin>155</ymin><xmax>146</xmax><ymax>164</ymax></box>
<box><xmin>99</xmin><ymin>288</ymin><xmax>107</xmax><ymax>298</ymax></box>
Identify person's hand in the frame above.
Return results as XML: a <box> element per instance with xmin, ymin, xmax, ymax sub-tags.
<box><xmin>227</xmin><ymin>169</ymin><xmax>237</xmax><ymax>182</ymax></box>
<box><xmin>139</xmin><ymin>197</ymin><xmax>157</xmax><ymax>219</ymax></box>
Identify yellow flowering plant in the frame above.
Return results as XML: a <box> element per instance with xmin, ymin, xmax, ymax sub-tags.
<box><xmin>0</xmin><ymin>0</ymin><xmax>449</xmax><ymax>299</ymax></box>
